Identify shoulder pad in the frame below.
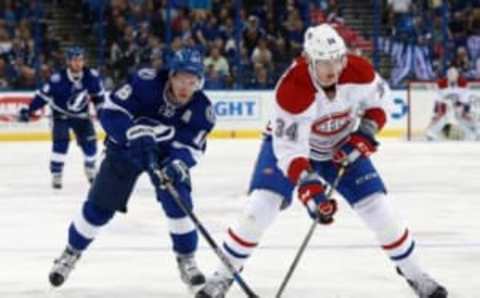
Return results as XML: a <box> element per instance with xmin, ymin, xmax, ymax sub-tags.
<box><xmin>276</xmin><ymin>58</ymin><xmax>316</xmax><ymax>114</ymax></box>
<box><xmin>437</xmin><ymin>78</ymin><xmax>448</xmax><ymax>89</ymax></box>
<box><xmin>137</xmin><ymin>68</ymin><xmax>157</xmax><ymax>80</ymax></box>
<box><xmin>458</xmin><ymin>77</ymin><xmax>468</xmax><ymax>88</ymax></box>
<box><xmin>339</xmin><ymin>55</ymin><xmax>375</xmax><ymax>84</ymax></box>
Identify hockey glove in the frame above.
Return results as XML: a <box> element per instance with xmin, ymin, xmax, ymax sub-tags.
<box><xmin>297</xmin><ymin>171</ymin><xmax>337</xmax><ymax>224</ymax></box>
<box><xmin>161</xmin><ymin>159</ymin><xmax>191</xmax><ymax>190</ymax></box>
<box><xmin>18</xmin><ymin>107</ymin><xmax>30</xmax><ymax>122</ymax></box>
<box><xmin>333</xmin><ymin>131</ymin><xmax>378</xmax><ymax>166</ymax></box>
<box><xmin>127</xmin><ymin>125</ymin><xmax>159</xmax><ymax>171</ymax></box>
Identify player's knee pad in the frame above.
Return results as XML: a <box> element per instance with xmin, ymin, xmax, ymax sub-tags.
<box><xmin>159</xmin><ymin>185</ymin><xmax>193</xmax><ymax>218</ymax></box>
<box><xmin>79</xmin><ymin>140</ymin><xmax>97</xmax><ymax>157</ymax></box>
<box><xmin>52</xmin><ymin>139</ymin><xmax>70</xmax><ymax>155</ymax></box>
<box><xmin>233</xmin><ymin>189</ymin><xmax>283</xmax><ymax>241</ymax></box>
<box><xmin>353</xmin><ymin>192</ymin><xmax>407</xmax><ymax>245</ymax></box>
<box><xmin>72</xmin><ymin>200</ymin><xmax>115</xmax><ymax>240</ymax></box>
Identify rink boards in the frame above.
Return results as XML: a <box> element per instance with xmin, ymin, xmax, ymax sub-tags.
<box><xmin>0</xmin><ymin>90</ymin><xmax>411</xmax><ymax>141</ymax></box>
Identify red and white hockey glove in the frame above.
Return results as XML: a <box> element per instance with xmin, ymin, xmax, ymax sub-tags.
<box><xmin>333</xmin><ymin>131</ymin><xmax>378</xmax><ymax>166</ymax></box>
<box><xmin>297</xmin><ymin>171</ymin><xmax>337</xmax><ymax>224</ymax></box>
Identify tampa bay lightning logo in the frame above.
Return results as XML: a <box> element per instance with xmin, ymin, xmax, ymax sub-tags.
<box><xmin>67</xmin><ymin>90</ymin><xmax>89</xmax><ymax>112</ymax></box>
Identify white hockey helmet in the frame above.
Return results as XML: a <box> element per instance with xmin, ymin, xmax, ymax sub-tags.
<box><xmin>447</xmin><ymin>66</ymin><xmax>459</xmax><ymax>85</ymax></box>
<box><xmin>304</xmin><ymin>24</ymin><xmax>347</xmax><ymax>61</ymax></box>
<box><xmin>303</xmin><ymin>24</ymin><xmax>347</xmax><ymax>87</ymax></box>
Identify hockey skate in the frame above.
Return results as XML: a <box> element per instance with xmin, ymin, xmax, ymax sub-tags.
<box><xmin>52</xmin><ymin>173</ymin><xmax>62</xmax><ymax>189</ymax></box>
<box><xmin>176</xmin><ymin>254</ymin><xmax>206</xmax><ymax>288</ymax></box>
<box><xmin>49</xmin><ymin>246</ymin><xmax>81</xmax><ymax>287</ymax></box>
<box><xmin>195</xmin><ymin>271</ymin><xmax>233</xmax><ymax>298</ymax></box>
<box><xmin>84</xmin><ymin>165</ymin><xmax>96</xmax><ymax>184</ymax></box>
<box><xmin>397</xmin><ymin>267</ymin><xmax>448</xmax><ymax>298</ymax></box>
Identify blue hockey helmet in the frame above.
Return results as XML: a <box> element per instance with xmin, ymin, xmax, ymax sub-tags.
<box><xmin>65</xmin><ymin>46</ymin><xmax>85</xmax><ymax>61</ymax></box>
<box><xmin>169</xmin><ymin>48</ymin><xmax>204</xmax><ymax>79</ymax></box>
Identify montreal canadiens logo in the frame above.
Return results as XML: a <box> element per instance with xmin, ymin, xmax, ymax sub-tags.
<box><xmin>312</xmin><ymin>110</ymin><xmax>352</xmax><ymax>136</ymax></box>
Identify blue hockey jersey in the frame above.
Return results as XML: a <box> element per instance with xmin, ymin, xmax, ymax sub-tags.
<box><xmin>28</xmin><ymin>68</ymin><xmax>105</xmax><ymax>119</ymax></box>
<box><xmin>102</xmin><ymin>68</ymin><xmax>215</xmax><ymax>168</ymax></box>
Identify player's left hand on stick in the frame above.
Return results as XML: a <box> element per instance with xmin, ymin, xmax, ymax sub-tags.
<box><xmin>18</xmin><ymin>107</ymin><xmax>30</xmax><ymax>122</ymax></box>
<box><xmin>126</xmin><ymin>125</ymin><xmax>159</xmax><ymax>171</ymax></box>
<box><xmin>333</xmin><ymin>131</ymin><xmax>378</xmax><ymax>166</ymax></box>
<box><xmin>161</xmin><ymin>159</ymin><xmax>191</xmax><ymax>189</ymax></box>
<box><xmin>297</xmin><ymin>171</ymin><xmax>337</xmax><ymax>224</ymax></box>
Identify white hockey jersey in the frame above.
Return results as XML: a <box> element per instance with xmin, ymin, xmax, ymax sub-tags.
<box><xmin>426</xmin><ymin>77</ymin><xmax>478</xmax><ymax>140</ymax></box>
<box><xmin>269</xmin><ymin>55</ymin><xmax>391</xmax><ymax>183</ymax></box>
<box><xmin>432</xmin><ymin>77</ymin><xmax>471</xmax><ymax>121</ymax></box>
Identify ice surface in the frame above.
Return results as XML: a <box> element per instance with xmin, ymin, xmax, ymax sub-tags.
<box><xmin>0</xmin><ymin>139</ymin><xmax>479</xmax><ymax>298</ymax></box>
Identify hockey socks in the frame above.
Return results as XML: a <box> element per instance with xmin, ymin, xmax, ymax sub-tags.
<box><xmin>354</xmin><ymin>193</ymin><xmax>425</xmax><ymax>280</ymax></box>
<box><xmin>69</xmin><ymin>200</ymin><xmax>114</xmax><ymax>250</ymax></box>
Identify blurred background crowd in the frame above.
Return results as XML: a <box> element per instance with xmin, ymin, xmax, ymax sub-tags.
<box><xmin>1</xmin><ymin>0</ymin><xmax>480</xmax><ymax>91</ymax></box>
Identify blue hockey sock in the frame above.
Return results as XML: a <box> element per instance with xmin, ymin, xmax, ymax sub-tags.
<box><xmin>68</xmin><ymin>201</ymin><xmax>114</xmax><ymax>251</ymax></box>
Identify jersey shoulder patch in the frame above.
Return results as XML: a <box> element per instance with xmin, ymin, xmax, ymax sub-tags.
<box><xmin>89</xmin><ymin>68</ymin><xmax>100</xmax><ymax>77</ymax></box>
<box><xmin>276</xmin><ymin>57</ymin><xmax>316</xmax><ymax>114</ymax></box>
<box><xmin>137</xmin><ymin>68</ymin><xmax>157</xmax><ymax>80</ymax></box>
<box><xmin>338</xmin><ymin>54</ymin><xmax>375</xmax><ymax>85</ymax></box>
<box><xmin>437</xmin><ymin>78</ymin><xmax>448</xmax><ymax>89</ymax></box>
<box><xmin>437</xmin><ymin>77</ymin><xmax>468</xmax><ymax>89</ymax></box>
<box><xmin>50</xmin><ymin>73</ymin><xmax>61</xmax><ymax>83</ymax></box>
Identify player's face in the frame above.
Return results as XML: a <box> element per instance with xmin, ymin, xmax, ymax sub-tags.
<box><xmin>313</xmin><ymin>56</ymin><xmax>345</xmax><ymax>86</ymax></box>
<box><xmin>68</xmin><ymin>56</ymin><xmax>85</xmax><ymax>74</ymax></box>
<box><xmin>170</xmin><ymin>72</ymin><xmax>201</xmax><ymax>105</ymax></box>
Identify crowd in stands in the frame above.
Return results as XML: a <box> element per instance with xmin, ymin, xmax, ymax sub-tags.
<box><xmin>0</xmin><ymin>0</ymin><xmax>66</xmax><ymax>90</ymax></box>
<box><xmin>381</xmin><ymin>0</ymin><xmax>480</xmax><ymax>87</ymax></box>
<box><xmin>4</xmin><ymin>0</ymin><xmax>480</xmax><ymax>91</ymax></box>
<box><xmin>89</xmin><ymin>0</ymin><xmax>346</xmax><ymax>90</ymax></box>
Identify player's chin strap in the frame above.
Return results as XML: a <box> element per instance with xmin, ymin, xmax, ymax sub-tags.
<box><xmin>146</xmin><ymin>156</ymin><xmax>259</xmax><ymax>298</ymax></box>
<box><xmin>275</xmin><ymin>162</ymin><xmax>348</xmax><ymax>298</ymax></box>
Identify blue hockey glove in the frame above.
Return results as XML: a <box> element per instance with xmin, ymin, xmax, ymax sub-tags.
<box><xmin>18</xmin><ymin>107</ymin><xmax>30</xmax><ymax>122</ymax></box>
<box><xmin>297</xmin><ymin>171</ymin><xmax>337</xmax><ymax>224</ymax></box>
<box><xmin>126</xmin><ymin>125</ymin><xmax>158</xmax><ymax>171</ymax></box>
<box><xmin>333</xmin><ymin>131</ymin><xmax>378</xmax><ymax>166</ymax></box>
<box><xmin>161</xmin><ymin>159</ymin><xmax>191</xmax><ymax>190</ymax></box>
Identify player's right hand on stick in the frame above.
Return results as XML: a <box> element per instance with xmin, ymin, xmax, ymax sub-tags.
<box><xmin>297</xmin><ymin>171</ymin><xmax>337</xmax><ymax>224</ymax></box>
<box><xmin>18</xmin><ymin>107</ymin><xmax>30</xmax><ymax>122</ymax></box>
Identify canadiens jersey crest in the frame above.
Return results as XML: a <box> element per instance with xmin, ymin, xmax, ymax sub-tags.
<box><xmin>311</xmin><ymin>109</ymin><xmax>352</xmax><ymax>136</ymax></box>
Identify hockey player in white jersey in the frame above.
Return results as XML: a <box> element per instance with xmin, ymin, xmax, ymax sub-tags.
<box><xmin>196</xmin><ymin>24</ymin><xmax>448</xmax><ymax>298</ymax></box>
<box><xmin>425</xmin><ymin>66</ymin><xmax>479</xmax><ymax>141</ymax></box>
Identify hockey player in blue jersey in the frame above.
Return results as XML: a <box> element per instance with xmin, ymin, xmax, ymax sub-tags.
<box><xmin>48</xmin><ymin>48</ymin><xmax>215</xmax><ymax>291</ymax></box>
<box><xmin>18</xmin><ymin>47</ymin><xmax>105</xmax><ymax>189</ymax></box>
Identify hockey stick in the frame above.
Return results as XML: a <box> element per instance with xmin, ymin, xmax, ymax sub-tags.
<box><xmin>148</xmin><ymin>167</ymin><xmax>260</xmax><ymax>298</ymax></box>
<box><xmin>275</xmin><ymin>163</ymin><xmax>348</xmax><ymax>298</ymax></box>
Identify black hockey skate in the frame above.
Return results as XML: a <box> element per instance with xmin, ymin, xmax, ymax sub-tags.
<box><xmin>49</xmin><ymin>246</ymin><xmax>81</xmax><ymax>287</ymax></box>
<box><xmin>84</xmin><ymin>165</ymin><xmax>96</xmax><ymax>184</ymax></box>
<box><xmin>52</xmin><ymin>173</ymin><xmax>62</xmax><ymax>189</ymax></box>
<box><xmin>397</xmin><ymin>267</ymin><xmax>448</xmax><ymax>298</ymax></box>
<box><xmin>176</xmin><ymin>254</ymin><xmax>206</xmax><ymax>288</ymax></box>
<box><xmin>195</xmin><ymin>271</ymin><xmax>233</xmax><ymax>298</ymax></box>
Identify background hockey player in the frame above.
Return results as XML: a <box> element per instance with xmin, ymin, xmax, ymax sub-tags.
<box><xmin>425</xmin><ymin>66</ymin><xmax>479</xmax><ymax>141</ymax></box>
<box><xmin>48</xmin><ymin>48</ymin><xmax>215</xmax><ymax>292</ymax></box>
<box><xmin>18</xmin><ymin>47</ymin><xmax>105</xmax><ymax>188</ymax></box>
<box><xmin>196</xmin><ymin>24</ymin><xmax>448</xmax><ymax>298</ymax></box>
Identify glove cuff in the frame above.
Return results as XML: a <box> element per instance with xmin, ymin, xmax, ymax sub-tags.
<box><xmin>298</xmin><ymin>182</ymin><xmax>325</xmax><ymax>204</ymax></box>
<box><xmin>287</xmin><ymin>157</ymin><xmax>311</xmax><ymax>184</ymax></box>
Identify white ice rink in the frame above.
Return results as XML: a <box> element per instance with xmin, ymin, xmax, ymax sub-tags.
<box><xmin>0</xmin><ymin>139</ymin><xmax>479</xmax><ymax>298</ymax></box>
